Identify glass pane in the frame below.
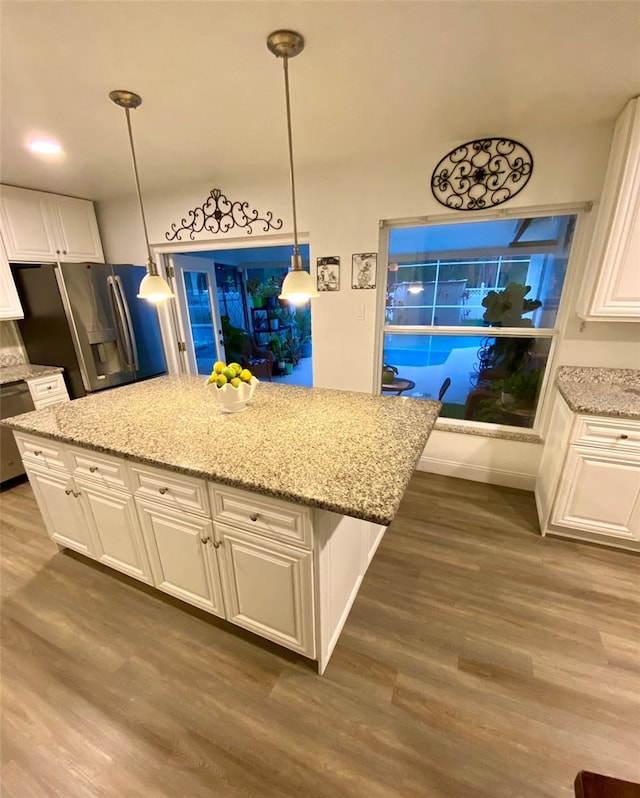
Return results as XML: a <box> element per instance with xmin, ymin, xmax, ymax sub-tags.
<box><xmin>381</xmin><ymin>333</ymin><xmax>552</xmax><ymax>428</ymax></box>
<box><xmin>386</xmin><ymin>215</ymin><xmax>576</xmax><ymax>328</ymax></box>
<box><xmin>183</xmin><ymin>271</ymin><xmax>217</xmax><ymax>375</ymax></box>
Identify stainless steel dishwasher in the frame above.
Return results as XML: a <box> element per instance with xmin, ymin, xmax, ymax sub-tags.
<box><xmin>1</xmin><ymin>382</ymin><xmax>35</xmax><ymax>483</ymax></box>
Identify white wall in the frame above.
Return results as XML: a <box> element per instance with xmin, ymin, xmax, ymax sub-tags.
<box><xmin>96</xmin><ymin>119</ymin><xmax>639</xmax><ymax>490</ymax></box>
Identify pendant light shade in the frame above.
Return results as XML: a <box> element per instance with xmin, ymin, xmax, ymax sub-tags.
<box><xmin>267</xmin><ymin>30</ymin><xmax>317</xmax><ymax>305</ymax></box>
<box><xmin>109</xmin><ymin>90</ymin><xmax>174</xmax><ymax>303</ymax></box>
<box><xmin>137</xmin><ymin>272</ymin><xmax>175</xmax><ymax>302</ymax></box>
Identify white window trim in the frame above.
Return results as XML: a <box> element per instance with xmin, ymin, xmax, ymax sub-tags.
<box><xmin>374</xmin><ymin>203</ymin><xmax>592</xmax><ymax>437</ymax></box>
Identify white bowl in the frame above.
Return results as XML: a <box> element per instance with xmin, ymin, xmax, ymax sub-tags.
<box><xmin>206</xmin><ymin>376</ymin><xmax>259</xmax><ymax>413</ymax></box>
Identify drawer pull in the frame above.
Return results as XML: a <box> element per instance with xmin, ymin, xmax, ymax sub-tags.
<box><xmin>620</xmin><ymin>434</ymin><xmax>629</xmax><ymax>440</ymax></box>
<box><xmin>46</xmin><ymin>385</ymin><xmax>52</xmax><ymax>390</ymax></box>
<box><xmin>89</xmin><ymin>466</ymin><xmax>98</xmax><ymax>473</ymax></box>
<box><xmin>34</xmin><ymin>450</ymin><xmax>42</xmax><ymax>456</ymax></box>
<box><xmin>159</xmin><ymin>487</ymin><xmax>169</xmax><ymax>495</ymax></box>
<box><xmin>65</xmin><ymin>489</ymin><xmax>72</xmax><ymax>495</ymax></box>
<box><xmin>213</xmin><ymin>540</ymin><xmax>221</xmax><ymax>549</ymax></box>
<box><xmin>249</xmin><ymin>513</ymin><xmax>259</xmax><ymax>522</ymax></box>
<box><xmin>200</xmin><ymin>536</ymin><xmax>210</xmax><ymax>545</ymax></box>
<box><xmin>73</xmin><ymin>491</ymin><xmax>81</xmax><ymax>498</ymax></box>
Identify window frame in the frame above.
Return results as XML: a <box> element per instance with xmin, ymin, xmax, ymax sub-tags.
<box><xmin>374</xmin><ymin>202</ymin><xmax>591</xmax><ymax>436</ymax></box>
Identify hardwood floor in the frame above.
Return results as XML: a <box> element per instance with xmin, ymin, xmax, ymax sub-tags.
<box><xmin>1</xmin><ymin>473</ymin><xmax>638</xmax><ymax>798</ymax></box>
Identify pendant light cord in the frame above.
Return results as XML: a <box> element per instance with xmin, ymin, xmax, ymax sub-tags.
<box><xmin>123</xmin><ymin>106</ymin><xmax>157</xmax><ymax>276</ymax></box>
<box><xmin>282</xmin><ymin>56</ymin><xmax>301</xmax><ymax>267</ymax></box>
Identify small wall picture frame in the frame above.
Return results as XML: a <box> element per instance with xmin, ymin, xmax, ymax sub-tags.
<box><xmin>317</xmin><ymin>256</ymin><xmax>340</xmax><ymax>292</ymax></box>
<box><xmin>352</xmin><ymin>253</ymin><xmax>377</xmax><ymax>289</ymax></box>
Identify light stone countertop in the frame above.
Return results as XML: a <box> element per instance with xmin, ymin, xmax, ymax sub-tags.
<box><xmin>0</xmin><ymin>364</ymin><xmax>64</xmax><ymax>386</ymax></box>
<box><xmin>2</xmin><ymin>375</ymin><xmax>441</xmax><ymax>526</ymax></box>
<box><xmin>556</xmin><ymin>366</ymin><xmax>640</xmax><ymax>420</ymax></box>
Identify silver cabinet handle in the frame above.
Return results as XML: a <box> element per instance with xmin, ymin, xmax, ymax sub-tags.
<box><xmin>213</xmin><ymin>540</ymin><xmax>221</xmax><ymax>549</ymax></box>
<box><xmin>249</xmin><ymin>513</ymin><xmax>259</xmax><ymax>522</ymax></box>
<box><xmin>89</xmin><ymin>466</ymin><xmax>98</xmax><ymax>473</ymax></box>
<box><xmin>159</xmin><ymin>487</ymin><xmax>169</xmax><ymax>495</ymax></box>
<box><xmin>200</xmin><ymin>536</ymin><xmax>210</xmax><ymax>544</ymax></box>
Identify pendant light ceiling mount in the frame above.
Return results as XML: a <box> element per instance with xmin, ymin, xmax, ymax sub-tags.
<box><xmin>109</xmin><ymin>90</ymin><xmax>142</xmax><ymax>110</ymax></box>
<box><xmin>109</xmin><ymin>89</ymin><xmax>174</xmax><ymax>303</ymax></box>
<box><xmin>266</xmin><ymin>30</ymin><xmax>304</xmax><ymax>59</ymax></box>
<box><xmin>267</xmin><ymin>29</ymin><xmax>318</xmax><ymax>304</ymax></box>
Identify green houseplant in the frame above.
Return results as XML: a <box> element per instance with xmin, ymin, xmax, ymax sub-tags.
<box><xmin>246</xmin><ymin>277</ymin><xmax>263</xmax><ymax>308</ymax></box>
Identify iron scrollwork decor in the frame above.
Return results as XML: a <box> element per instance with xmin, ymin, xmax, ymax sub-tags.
<box><xmin>431</xmin><ymin>138</ymin><xmax>533</xmax><ymax>211</ymax></box>
<box><xmin>165</xmin><ymin>188</ymin><xmax>283</xmax><ymax>241</ymax></box>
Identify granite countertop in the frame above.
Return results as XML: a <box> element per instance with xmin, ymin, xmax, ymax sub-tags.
<box><xmin>2</xmin><ymin>375</ymin><xmax>441</xmax><ymax>526</ymax></box>
<box><xmin>556</xmin><ymin>366</ymin><xmax>640</xmax><ymax>420</ymax></box>
<box><xmin>0</xmin><ymin>364</ymin><xmax>64</xmax><ymax>386</ymax></box>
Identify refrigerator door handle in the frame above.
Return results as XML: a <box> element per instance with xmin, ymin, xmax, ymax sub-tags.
<box><xmin>114</xmin><ymin>275</ymin><xmax>139</xmax><ymax>372</ymax></box>
<box><xmin>107</xmin><ymin>275</ymin><xmax>135</xmax><ymax>371</ymax></box>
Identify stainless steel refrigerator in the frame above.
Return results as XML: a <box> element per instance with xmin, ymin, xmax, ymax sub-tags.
<box><xmin>11</xmin><ymin>262</ymin><xmax>167</xmax><ymax>399</ymax></box>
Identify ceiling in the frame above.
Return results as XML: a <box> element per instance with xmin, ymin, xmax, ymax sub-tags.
<box><xmin>2</xmin><ymin>1</ymin><xmax>639</xmax><ymax>202</ymax></box>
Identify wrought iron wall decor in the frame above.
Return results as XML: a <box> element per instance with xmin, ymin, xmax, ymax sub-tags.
<box><xmin>431</xmin><ymin>138</ymin><xmax>533</xmax><ymax>211</ymax></box>
<box><xmin>165</xmin><ymin>188</ymin><xmax>283</xmax><ymax>241</ymax></box>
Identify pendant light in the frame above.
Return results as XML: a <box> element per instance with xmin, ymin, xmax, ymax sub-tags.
<box><xmin>267</xmin><ymin>30</ymin><xmax>318</xmax><ymax>305</ymax></box>
<box><xmin>109</xmin><ymin>90</ymin><xmax>174</xmax><ymax>303</ymax></box>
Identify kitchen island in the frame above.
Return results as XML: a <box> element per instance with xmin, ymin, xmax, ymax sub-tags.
<box><xmin>4</xmin><ymin>376</ymin><xmax>440</xmax><ymax>672</ymax></box>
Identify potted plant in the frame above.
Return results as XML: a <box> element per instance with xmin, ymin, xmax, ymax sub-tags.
<box><xmin>268</xmin><ymin>335</ymin><xmax>286</xmax><ymax>373</ymax></box>
<box><xmin>246</xmin><ymin>277</ymin><xmax>263</xmax><ymax>308</ymax></box>
<box><xmin>262</xmin><ymin>277</ymin><xmax>280</xmax><ymax>309</ymax></box>
<box><xmin>281</xmin><ymin>333</ymin><xmax>299</xmax><ymax>374</ymax></box>
<box><xmin>382</xmin><ymin>363</ymin><xmax>398</xmax><ymax>385</ymax></box>
<box><xmin>294</xmin><ymin>308</ymin><xmax>312</xmax><ymax>358</ymax></box>
<box><xmin>474</xmin><ymin>282</ymin><xmax>543</xmax><ymax>384</ymax></box>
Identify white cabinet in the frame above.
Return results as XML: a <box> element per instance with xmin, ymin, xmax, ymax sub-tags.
<box><xmin>580</xmin><ymin>97</ymin><xmax>640</xmax><ymax>321</ymax></box>
<box><xmin>26</xmin><ymin>373</ymin><xmax>70</xmax><ymax>409</ymax></box>
<box><xmin>217</xmin><ymin>524</ymin><xmax>315</xmax><ymax>657</ymax></box>
<box><xmin>136</xmin><ymin>499</ymin><xmax>225</xmax><ymax>617</ymax></box>
<box><xmin>0</xmin><ymin>185</ymin><xmax>104</xmax><ymax>263</ymax></box>
<box><xmin>25</xmin><ymin>466</ymin><xmax>93</xmax><ymax>555</ymax></box>
<box><xmin>78</xmin><ymin>481</ymin><xmax>153</xmax><ymax>583</ymax></box>
<box><xmin>536</xmin><ymin>393</ymin><xmax>640</xmax><ymax>549</ymax></box>
<box><xmin>551</xmin><ymin>447</ymin><xmax>640</xmax><ymax>540</ymax></box>
<box><xmin>14</xmin><ymin>432</ymin><xmax>384</xmax><ymax>672</ymax></box>
<box><xmin>0</xmin><ymin>238</ymin><xmax>23</xmax><ymax>319</ymax></box>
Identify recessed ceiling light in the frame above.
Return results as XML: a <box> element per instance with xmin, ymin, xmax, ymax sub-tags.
<box><xmin>27</xmin><ymin>139</ymin><xmax>62</xmax><ymax>155</ymax></box>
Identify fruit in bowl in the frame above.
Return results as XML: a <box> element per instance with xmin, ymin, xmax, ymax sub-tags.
<box><xmin>206</xmin><ymin>361</ymin><xmax>259</xmax><ymax>413</ymax></box>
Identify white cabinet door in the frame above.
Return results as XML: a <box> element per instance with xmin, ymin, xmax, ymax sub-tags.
<box><xmin>26</xmin><ymin>467</ymin><xmax>93</xmax><ymax>555</ymax></box>
<box><xmin>0</xmin><ymin>241</ymin><xmax>23</xmax><ymax>319</ymax></box>
<box><xmin>51</xmin><ymin>195</ymin><xmax>104</xmax><ymax>262</ymax></box>
<box><xmin>135</xmin><ymin>499</ymin><xmax>225</xmax><ymax>617</ymax></box>
<box><xmin>79</xmin><ymin>482</ymin><xmax>152</xmax><ymax>584</ymax></box>
<box><xmin>582</xmin><ymin>97</ymin><xmax>640</xmax><ymax>320</ymax></box>
<box><xmin>552</xmin><ymin>447</ymin><xmax>640</xmax><ymax>540</ymax></box>
<box><xmin>0</xmin><ymin>185</ymin><xmax>59</xmax><ymax>261</ymax></box>
<box><xmin>217</xmin><ymin>525</ymin><xmax>315</xmax><ymax>657</ymax></box>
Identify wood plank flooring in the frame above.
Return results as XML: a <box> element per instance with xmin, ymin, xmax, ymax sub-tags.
<box><xmin>1</xmin><ymin>473</ymin><xmax>638</xmax><ymax>798</ymax></box>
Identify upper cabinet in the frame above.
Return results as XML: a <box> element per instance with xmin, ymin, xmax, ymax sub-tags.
<box><xmin>579</xmin><ymin>97</ymin><xmax>640</xmax><ymax>322</ymax></box>
<box><xmin>0</xmin><ymin>185</ymin><xmax>104</xmax><ymax>264</ymax></box>
<box><xmin>0</xmin><ymin>238</ymin><xmax>23</xmax><ymax>319</ymax></box>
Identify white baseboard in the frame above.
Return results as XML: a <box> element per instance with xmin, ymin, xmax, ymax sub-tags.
<box><xmin>417</xmin><ymin>455</ymin><xmax>536</xmax><ymax>491</ymax></box>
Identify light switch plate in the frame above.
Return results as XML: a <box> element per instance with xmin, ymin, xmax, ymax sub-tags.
<box><xmin>355</xmin><ymin>303</ymin><xmax>365</xmax><ymax>321</ymax></box>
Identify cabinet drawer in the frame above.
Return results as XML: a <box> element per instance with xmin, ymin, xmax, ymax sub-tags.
<box><xmin>130</xmin><ymin>463</ymin><xmax>210</xmax><ymax>516</ymax></box>
<box><xmin>33</xmin><ymin>393</ymin><xmax>70</xmax><ymax>410</ymax></box>
<box><xmin>211</xmin><ymin>485</ymin><xmax>312</xmax><ymax>549</ymax></box>
<box><xmin>573</xmin><ymin>416</ymin><xmax>640</xmax><ymax>454</ymax></box>
<box><xmin>14</xmin><ymin>433</ymin><xmax>69</xmax><ymax>471</ymax></box>
<box><xmin>27</xmin><ymin>374</ymin><xmax>67</xmax><ymax>402</ymax></box>
<box><xmin>68</xmin><ymin>446</ymin><xmax>132</xmax><ymax>491</ymax></box>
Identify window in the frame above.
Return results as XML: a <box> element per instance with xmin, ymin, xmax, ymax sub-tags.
<box><xmin>379</xmin><ymin>212</ymin><xmax>578</xmax><ymax>430</ymax></box>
